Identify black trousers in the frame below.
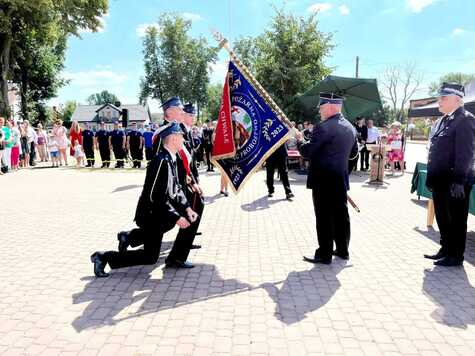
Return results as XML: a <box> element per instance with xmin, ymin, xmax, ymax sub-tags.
<box><xmin>348</xmin><ymin>155</ymin><xmax>358</xmax><ymax>173</ymax></box>
<box><xmin>104</xmin><ymin>224</ymin><xmax>166</xmax><ymax>269</ymax></box>
<box><xmin>266</xmin><ymin>159</ymin><xmax>292</xmax><ymax>194</ymax></box>
<box><xmin>145</xmin><ymin>147</ymin><xmax>154</xmax><ymax>162</ymax></box>
<box><xmin>204</xmin><ymin>145</ymin><xmax>213</xmax><ymax>170</ymax></box>
<box><xmin>360</xmin><ymin>145</ymin><xmax>369</xmax><ymax>170</ymax></box>
<box><xmin>166</xmin><ymin>190</ymin><xmax>204</xmax><ymax>263</ymax></box>
<box><xmin>112</xmin><ymin>146</ymin><xmax>125</xmax><ymax>167</ymax></box>
<box><xmin>98</xmin><ymin>144</ymin><xmax>110</xmax><ymax>167</ymax></box>
<box><xmin>130</xmin><ymin>146</ymin><xmax>143</xmax><ymax>168</ymax></box>
<box><xmin>83</xmin><ymin>144</ymin><xmax>95</xmax><ymax>166</ymax></box>
<box><xmin>312</xmin><ymin>187</ymin><xmax>350</xmax><ymax>259</ymax></box>
<box><xmin>29</xmin><ymin>142</ymin><xmax>36</xmax><ymax>165</ymax></box>
<box><xmin>432</xmin><ymin>185</ymin><xmax>471</xmax><ymax>259</ymax></box>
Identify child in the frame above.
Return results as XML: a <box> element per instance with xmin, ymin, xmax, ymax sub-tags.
<box><xmin>47</xmin><ymin>132</ymin><xmax>59</xmax><ymax>167</ymax></box>
<box><xmin>73</xmin><ymin>139</ymin><xmax>84</xmax><ymax>167</ymax></box>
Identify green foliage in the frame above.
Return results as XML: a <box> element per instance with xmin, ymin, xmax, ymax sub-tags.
<box><xmin>61</xmin><ymin>100</ymin><xmax>77</xmax><ymax>124</ymax></box>
<box><xmin>0</xmin><ymin>0</ymin><xmax>109</xmax><ymax>117</ymax></box>
<box><xmin>204</xmin><ymin>83</ymin><xmax>222</xmax><ymax>123</ymax></box>
<box><xmin>428</xmin><ymin>72</ymin><xmax>475</xmax><ymax>96</ymax></box>
<box><xmin>139</xmin><ymin>13</ymin><xmax>218</xmax><ymax>115</ymax></box>
<box><xmin>87</xmin><ymin>90</ymin><xmax>119</xmax><ymax>105</ymax></box>
<box><xmin>233</xmin><ymin>7</ymin><xmax>334</xmax><ymax>121</ymax></box>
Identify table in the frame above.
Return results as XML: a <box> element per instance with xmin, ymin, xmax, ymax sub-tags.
<box><xmin>411</xmin><ymin>162</ymin><xmax>475</xmax><ymax>226</ymax></box>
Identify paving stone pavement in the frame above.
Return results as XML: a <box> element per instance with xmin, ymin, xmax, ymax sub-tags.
<box><xmin>2</xmin><ymin>165</ymin><xmax>475</xmax><ymax>356</ymax></box>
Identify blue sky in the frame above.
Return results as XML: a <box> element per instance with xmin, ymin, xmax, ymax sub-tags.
<box><xmin>51</xmin><ymin>0</ymin><xmax>475</xmax><ymax>112</ymax></box>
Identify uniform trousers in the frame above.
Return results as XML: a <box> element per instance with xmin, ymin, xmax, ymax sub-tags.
<box><xmin>145</xmin><ymin>147</ymin><xmax>154</xmax><ymax>162</ymax></box>
<box><xmin>266</xmin><ymin>159</ymin><xmax>291</xmax><ymax>194</ymax></box>
<box><xmin>98</xmin><ymin>144</ymin><xmax>110</xmax><ymax>167</ymax></box>
<box><xmin>130</xmin><ymin>145</ymin><xmax>143</xmax><ymax>168</ymax></box>
<box><xmin>432</xmin><ymin>184</ymin><xmax>471</xmax><ymax>260</ymax></box>
<box><xmin>113</xmin><ymin>146</ymin><xmax>125</xmax><ymax>167</ymax></box>
<box><xmin>83</xmin><ymin>143</ymin><xmax>95</xmax><ymax>166</ymax></box>
<box><xmin>104</xmin><ymin>223</ymin><xmax>167</xmax><ymax>269</ymax></box>
<box><xmin>166</xmin><ymin>189</ymin><xmax>204</xmax><ymax>263</ymax></box>
<box><xmin>312</xmin><ymin>186</ymin><xmax>350</xmax><ymax>259</ymax></box>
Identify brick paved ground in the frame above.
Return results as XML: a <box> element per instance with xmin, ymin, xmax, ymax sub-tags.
<box><xmin>2</xmin><ymin>163</ymin><xmax>475</xmax><ymax>355</ymax></box>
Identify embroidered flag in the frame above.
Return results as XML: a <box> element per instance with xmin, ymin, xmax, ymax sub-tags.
<box><xmin>212</xmin><ymin>61</ymin><xmax>290</xmax><ymax>193</ymax></box>
<box><xmin>212</xmin><ymin>70</ymin><xmax>235</xmax><ymax>159</ymax></box>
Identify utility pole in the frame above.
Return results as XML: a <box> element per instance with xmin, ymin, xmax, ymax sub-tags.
<box><xmin>355</xmin><ymin>56</ymin><xmax>359</xmax><ymax>78</ymax></box>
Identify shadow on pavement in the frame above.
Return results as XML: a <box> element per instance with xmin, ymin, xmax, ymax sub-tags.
<box><xmin>261</xmin><ymin>262</ymin><xmax>350</xmax><ymax>325</ymax></box>
<box><xmin>71</xmin><ymin>263</ymin><xmax>251</xmax><ymax>332</ymax></box>
<box><xmin>241</xmin><ymin>195</ymin><xmax>287</xmax><ymax>212</ymax></box>
<box><xmin>423</xmin><ymin>266</ymin><xmax>475</xmax><ymax>329</ymax></box>
<box><xmin>111</xmin><ymin>184</ymin><xmax>142</xmax><ymax>193</ymax></box>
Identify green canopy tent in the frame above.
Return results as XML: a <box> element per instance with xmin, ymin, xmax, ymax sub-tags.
<box><xmin>296</xmin><ymin>75</ymin><xmax>384</xmax><ymax>122</ymax></box>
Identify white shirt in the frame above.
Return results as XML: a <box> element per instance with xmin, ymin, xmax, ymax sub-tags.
<box><xmin>367</xmin><ymin>127</ymin><xmax>380</xmax><ymax>143</ymax></box>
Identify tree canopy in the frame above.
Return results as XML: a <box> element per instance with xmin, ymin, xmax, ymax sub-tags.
<box><xmin>428</xmin><ymin>72</ymin><xmax>475</xmax><ymax>96</ymax></box>
<box><xmin>87</xmin><ymin>90</ymin><xmax>119</xmax><ymax>105</ymax></box>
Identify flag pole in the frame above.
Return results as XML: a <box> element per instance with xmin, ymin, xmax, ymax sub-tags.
<box><xmin>211</xmin><ymin>29</ymin><xmax>293</xmax><ymax>129</ymax></box>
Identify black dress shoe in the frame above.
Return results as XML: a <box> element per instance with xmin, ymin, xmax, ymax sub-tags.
<box><xmin>190</xmin><ymin>244</ymin><xmax>201</xmax><ymax>249</ymax></box>
<box><xmin>332</xmin><ymin>250</ymin><xmax>349</xmax><ymax>260</ymax></box>
<box><xmin>424</xmin><ymin>249</ymin><xmax>447</xmax><ymax>260</ymax></box>
<box><xmin>434</xmin><ymin>256</ymin><xmax>463</xmax><ymax>266</ymax></box>
<box><xmin>117</xmin><ymin>231</ymin><xmax>130</xmax><ymax>253</ymax></box>
<box><xmin>90</xmin><ymin>252</ymin><xmax>109</xmax><ymax>277</ymax></box>
<box><xmin>195</xmin><ymin>232</ymin><xmax>202</xmax><ymax>236</ymax></box>
<box><xmin>286</xmin><ymin>192</ymin><xmax>294</xmax><ymax>200</ymax></box>
<box><xmin>268</xmin><ymin>192</ymin><xmax>274</xmax><ymax>198</ymax></box>
<box><xmin>165</xmin><ymin>260</ymin><xmax>195</xmax><ymax>268</ymax></box>
<box><xmin>303</xmin><ymin>255</ymin><xmax>332</xmax><ymax>264</ymax></box>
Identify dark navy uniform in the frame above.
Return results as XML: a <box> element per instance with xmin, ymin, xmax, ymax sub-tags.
<box><xmin>81</xmin><ymin>128</ymin><xmax>95</xmax><ymax>167</ymax></box>
<box><xmin>95</xmin><ymin>127</ymin><xmax>110</xmax><ymax>168</ymax></box>
<box><xmin>299</xmin><ymin>110</ymin><xmax>357</xmax><ymax>262</ymax></box>
<box><xmin>426</xmin><ymin>104</ymin><xmax>475</xmax><ymax>264</ymax></box>
<box><xmin>128</xmin><ymin>128</ymin><xmax>143</xmax><ymax>168</ymax></box>
<box><xmin>203</xmin><ymin>125</ymin><xmax>214</xmax><ymax>171</ymax></box>
<box><xmin>266</xmin><ymin>144</ymin><xmax>293</xmax><ymax>198</ymax></box>
<box><xmin>166</xmin><ymin>120</ymin><xmax>204</xmax><ymax>265</ymax></box>
<box><xmin>110</xmin><ymin>128</ymin><xmax>126</xmax><ymax>168</ymax></box>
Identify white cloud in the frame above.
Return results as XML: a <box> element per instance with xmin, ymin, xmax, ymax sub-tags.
<box><xmin>63</xmin><ymin>70</ymin><xmax>128</xmax><ymax>89</ymax></box>
<box><xmin>182</xmin><ymin>12</ymin><xmax>203</xmax><ymax>22</ymax></box>
<box><xmin>338</xmin><ymin>4</ymin><xmax>350</xmax><ymax>15</ymax></box>
<box><xmin>406</xmin><ymin>0</ymin><xmax>437</xmax><ymax>13</ymax></box>
<box><xmin>136</xmin><ymin>23</ymin><xmax>160</xmax><ymax>38</ymax></box>
<box><xmin>307</xmin><ymin>3</ymin><xmax>333</xmax><ymax>13</ymax></box>
<box><xmin>452</xmin><ymin>28</ymin><xmax>466</xmax><ymax>36</ymax></box>
<box><xmin>209</xmin><ymin>62</ymin><xmax>228</xmax><ymax>85</ymax></box>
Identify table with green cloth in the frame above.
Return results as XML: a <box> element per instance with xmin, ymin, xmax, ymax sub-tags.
<box><xmin>410</xmin><ymin>162</ymin><xmax>475</xmax><ymax>215</ymax></box>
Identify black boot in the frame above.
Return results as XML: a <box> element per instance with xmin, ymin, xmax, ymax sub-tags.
<box><xmin>90</xmin><ymin>252</ymin><xmax>109</xmax><ymax>278</ymax></box>
<box><xmin>424</xmin><ymin>249</ymin><xmax>447</xmax><ymax>260</ymax></box>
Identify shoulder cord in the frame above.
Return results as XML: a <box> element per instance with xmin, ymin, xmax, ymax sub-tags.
<box><xmin>149</xmin><ymin>159</ymin><xmax>164</xmax><ymax>204</ymax></box>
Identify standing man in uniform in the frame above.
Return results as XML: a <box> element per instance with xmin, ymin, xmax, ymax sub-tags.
<box><xmin>127</xmin><ymin>122</ymin><xmax>144</xmax><ymax>168</ymax></box>
<box><xmin>109</xmin><ymin>121</ymin><xmax>126</xmax><ymax>168</ymax></box>
<box><xmin>90</xmin><ymin>122</ymin><xmax>199</xmax><ymax>277</ymax></box>
<box><xmin>95</xmin><ymin>122</ymin><xmax>111</xmax><ymax>168</ymax></box>
<box><xmin>266</xmin><ymin>144</ymin><xmax>294</xmax><ymax>200</ymax></box>
<box><xmin>81</xmin><ymin>123</ymin><xmax>95</xmax><ymax>167</ymax></box>
<box><xmin>202</xmin><ymin>121</ymin><xmax>214</xmax><ymax>172</ymax></box>
<box><xmin>298</xmin><ymin>92</ymin><xmax>357</xmax><ymax>264</ymax></box>
<box><xmin>424</xmin><ymin>83</ymin><xmax>475</xmax><ymax>266</ymax></box>
<box><xmin>143</xmin><ymin>125</ymin><xmax>154</xmax><ymax>162</ymax></box>
<box><xmin>355</xmin><ymin>117</ymin><xmax>368</xmax><ymax>171</ymax></box>
<box><xmin>165</xmin><ymin>103</ymin><xmax>205</xmax><ymax>267</ymax></box>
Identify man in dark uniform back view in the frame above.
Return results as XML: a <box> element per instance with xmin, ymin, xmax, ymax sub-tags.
<box><xmin>202</xmin><ymin>121</ymin><xmax>214</xmax><ymax>171</ymax></box>
<box><xmin>298</xmin><ymin>92</ymin><xmax>358</xmax><ymax>264</ymax></box>
<box><xmin>109</xmin><ymin>121</ymin><xmax>126</xmax><ymax>168</ymax></box>
<box><xmin>127</xmin><ymin>122</ymin><xmax>144</xmax><ymax>168</ymax></box>
<box><xmin>424</xmin><ymin>83</ymin><xmax>475</xmax><ymax>266</ymax></box>
<box><xmin>90</xmin><ymin>122</ymin><xmax>199</xmax><ymax>277</ymax></box>
<box><xmin>95</xmin><ymin>122</ymin><xmax>111</xmax><ymax>168</ymax></box>
<box><xmin>81</xmin><ymin>123</ymin><xmax>95</xmax><ymax>167</ymax></box>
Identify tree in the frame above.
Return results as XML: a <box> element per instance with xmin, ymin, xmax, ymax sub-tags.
<box><xmin>61</xmin><ymin>100</ymin><xmax>77</xmax><ymax>125</ymax></box>
<box><xmin>87</xmin><ymin>90</ymin><xmax>119</xmax><ymax>105</ymax></box>
<box><xmin>233</xmin><ymin>7</ymin><xmax>334</xmax><ymax>121</ymax></box>
<box><xmin>0</xmin><ymin>0</ymin><xmax>108</xmax><ymax>117</ymax></box>
<box><xmin>428</xmin><ymin>72</ymin><xmax>475</xmax><ymax>96</ymax></box>
<box><xmin>139</xmin><ymin>13</ymin><xmax>217</xmax><ymax>116</ymax></box>
<box><xmin>204</xmin><ymin>83</ymin><xmax>222</xmax><ymax>123</ymax></box>
<box><xmin>380</xmin><ymin>63</ymin><xmax>423</xmax><ymax>123</ymax></box>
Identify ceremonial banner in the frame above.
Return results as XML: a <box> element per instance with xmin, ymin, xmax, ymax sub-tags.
<box><xmin>211</xmin><ymin>71</ymin><xmax>235</xmax><ymax>159</ymax></box>
<box><xmin>212</xmin><ymin>61</ymin><xmax>290</xmax><ymax>193</ymax></box>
